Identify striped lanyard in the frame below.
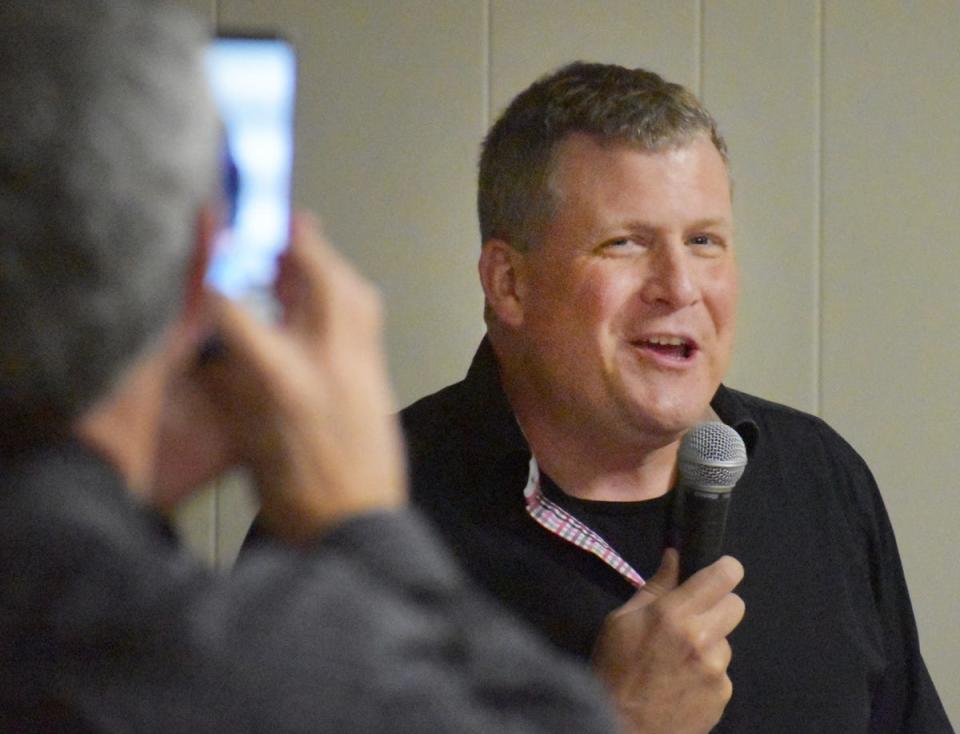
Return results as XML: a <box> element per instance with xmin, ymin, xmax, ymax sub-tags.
<box><xmin>522</xmin><ymin>455</ymin><xmax>644</xmax><ymax>589</ymax></box>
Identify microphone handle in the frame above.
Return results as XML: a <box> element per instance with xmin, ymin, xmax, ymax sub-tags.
<box><xmin>676</xmin><ymin>487</ymin><xmax>732</xmax><ymax>582</ymax></box>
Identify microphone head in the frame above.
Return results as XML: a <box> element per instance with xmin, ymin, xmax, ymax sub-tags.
<box><xmin>678</xmin><ymin>421</ymin><xmax>748</xmax><ymax>491</ymax></box>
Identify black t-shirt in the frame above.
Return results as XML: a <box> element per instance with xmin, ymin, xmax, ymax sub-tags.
<box><xmin>540</xmin><ymin>473</ymin><xmax>673</xmax><ymax>582</ymax></box>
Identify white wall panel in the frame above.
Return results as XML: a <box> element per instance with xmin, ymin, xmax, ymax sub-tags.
<box><xmin>178</xmin><ymin>0</ymin><xmax>213</xmax><ymax>22</ymax></box>
<box><xmin>490</xmin><ymin>0</ymin><xmax>699</xmax><ymax>115</ymax></box>
<box><xmin>702</xmin><ymin>1</ymin><xmax>820</xmax><ymax>413</ymax></box>
<box><xmin>822</xmin><ymin>1</ymin><xmax>960</xmax><ymax>724</ymax></box>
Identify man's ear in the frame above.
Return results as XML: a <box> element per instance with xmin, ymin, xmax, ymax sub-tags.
<box><xmin>478</xmin><ymin>239</ymin><xmax>527</xmax><ymax>328</ymax></box>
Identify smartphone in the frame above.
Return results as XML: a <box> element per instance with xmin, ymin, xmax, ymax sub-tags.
<box><xmin>204</xmin><ymin>34</ymin><xmax>297</xmax><ymax>320</ymax></box>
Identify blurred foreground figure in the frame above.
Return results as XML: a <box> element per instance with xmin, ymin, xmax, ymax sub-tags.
<box><xmin>0</xmin><ymin>3</ymin><xmax>619</xmax><ymax>731</ymax></box>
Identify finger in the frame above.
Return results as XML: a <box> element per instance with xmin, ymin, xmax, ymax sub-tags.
<box><xmin>200</xmin><ymin>293</ymin><xmax>293</xmax><ymax>396</ymax></box>
<box><xmin>699</xmin><ymin>638</ymin><xmax>733</xmax><ymax>703</ymax></box>
<box><xmin>669</xmin><ymin>555</ymin><xmax>744</xmax><ymax>616</ymax></box>
<box><xmin>277</xmin><ymin>211</ymin><xmax>366</xmax><ymax>338</ymax></box>
<box><xmin>697</xmin><ymin>590</ymin><xmax>746</xmax><ymax>641</ymax></box>
<box><xmin>276</xmin><ymin>212</ymin><xmax>325</xmax><ymax>332</ymax></box>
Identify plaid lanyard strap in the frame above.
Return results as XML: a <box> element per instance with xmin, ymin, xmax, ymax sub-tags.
<box><xmin>522</xmin><ymin>455</ymin><xmax>645</xmax><ymax>589</ymax></box>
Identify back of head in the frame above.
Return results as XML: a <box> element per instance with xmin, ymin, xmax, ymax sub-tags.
<box><xmin>0</xmin><ymin>0</ymin><xmax>218</xmax><ymax>452</ymax></box>
<box><xmin>478</xmin><ymin>61</ymin><xmax>727</xmax><ymax>252</ymax></box>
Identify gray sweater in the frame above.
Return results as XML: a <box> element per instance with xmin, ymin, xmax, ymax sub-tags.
<box><xmin>0</xmin><ymin>440</ymin><xmax>618</xmax><ymax>733</ymax></box>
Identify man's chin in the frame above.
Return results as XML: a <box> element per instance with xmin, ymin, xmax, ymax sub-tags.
<box><xmin>624</xmin><ymin>399</ymin><xmax>715</xmax><ymax>445</ymax></box>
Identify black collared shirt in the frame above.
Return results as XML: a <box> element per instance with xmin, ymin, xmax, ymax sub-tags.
<box><xmin>402</xmin><ymin>337</ymin><xmax>952</xmax><ymax>733</ymax></box>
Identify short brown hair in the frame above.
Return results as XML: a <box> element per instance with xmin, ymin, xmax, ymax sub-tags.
<box><xmin>478</xmin><ymin>61</ymin><xmax>727</xmax><ymax>251</ymax></box>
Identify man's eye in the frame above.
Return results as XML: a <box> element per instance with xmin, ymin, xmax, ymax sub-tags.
<box><xmin>689</xmin><ymin>234</ymin><xmax>729</xmax><ymax>250</ymax></box>
<box><xmin>602</xmin><ymin>237</ymin><xmax>641</xmax><ymax>250</ymax></box>
<box><xmin>596</xmin><ymin>237</ymin><xmax>653</xmax><ymax>255</ymax></box>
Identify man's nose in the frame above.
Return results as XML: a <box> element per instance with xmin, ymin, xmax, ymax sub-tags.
<box><xmin>639</xmin><ymin>242</ymin><xmax>698</xmax><ymax>308</ymax></box>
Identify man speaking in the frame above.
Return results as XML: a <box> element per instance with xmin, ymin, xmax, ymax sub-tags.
<box><xmin>402</xmin><ymin>62</ymin><xmax>952</xmax><ymax>732</ymax></box>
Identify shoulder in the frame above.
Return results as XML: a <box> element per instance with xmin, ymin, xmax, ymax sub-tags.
<box><xmin>400</xmin><ymin>379</ymin><xmax>467</xmax><ymax>441</ymax></box>
<box><xmin>400</xmin><ymin>338</ymin><xmax>509</xmax><ymax>453</ymax></box>
<box><xmin>398</xmin><ymin>343</ymin><xmax>526</xmax><ymax>517</ymax></box>
<box><xmin>0</xmin><ymin>443</ymin><xmax>135</xmax><ymax>550</ymax></box>
<box><xmin>725</xmin><ymin>386</ymin><xmax>882</xmax><ymax>529</ymax></box>
<box><xmin>398</xmin><ymin>379</ymin><xmax>473</xmax><ymax>513</ymax></box>
<box><xmin>725</xmin><ymin>387</ymin><xmax>868</xmax><ymax>469</ymax></box>
<box><xmin>399</xmin><ymin>379</ymin><xmax>474</xmax><ymax>476</ymax></box>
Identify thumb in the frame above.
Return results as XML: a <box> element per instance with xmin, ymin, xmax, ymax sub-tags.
<box><xmin>623</xmin><ymin>547</ymin><xmax>680</xmax><ymax>612</ymax></box>
<box><xmin>591</xmin><ymin>548</ymin><xmax>681</xmax><ymax>678</ymax></box>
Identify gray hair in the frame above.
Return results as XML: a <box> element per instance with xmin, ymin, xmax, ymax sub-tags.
<box><xmin>478</xmin><ymin>61</ymin><xmax>727</xmax><ymax>251</ymax></box>
<box><xmin>0</xmin><ymin>0</ymin><xmax>219</xmax><ymax>449</ymax></box>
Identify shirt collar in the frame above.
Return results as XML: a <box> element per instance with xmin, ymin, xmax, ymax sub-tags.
<box><xmin>457</xmin><ymin>336</ymin><xmax>529</xmax><ymax>464</ymax></box>
<box><xmin>710</xmin><ymin>384</ymin><xmax>761</xmax><ymax>456</ymax></box>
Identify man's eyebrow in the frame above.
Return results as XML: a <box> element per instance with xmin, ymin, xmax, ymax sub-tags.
<box><xmin>598</xmin><ymin>220</ymin><xmax>658</xmax><ymax>235</ymax></box>
<box><xmin>601</xmin><ymin>217</ymin><xmax>732</xmax><ymax>234</ymax></box>
<box><xmin>687</xmin><ymin>217</ymin><xmax>732</xmax><ymax>230</ymax></box>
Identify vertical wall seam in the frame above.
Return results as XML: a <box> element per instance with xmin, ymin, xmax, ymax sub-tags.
<box><xmin>210</xmin><ymin>0</ymin><xmax>220</xmax><ymax>567</ymax></box>
<box><xmin>814</xmin><ymin>0</ymin><xmax>824</xmax><ymax>416</ymax></box>
<box><xmin>483</xmin><ymin>0</ymin><xmax>492</xmax><ymax>128</ymax></box>
<box><xmin>212</xmin><ymin>483</ymin><xmax>221</xmax><ymax>567</ymax></box>
<box><xmin>695</xmin><ymin>0</ymin><xmax>703</xmax><ymax>96</ymax></box>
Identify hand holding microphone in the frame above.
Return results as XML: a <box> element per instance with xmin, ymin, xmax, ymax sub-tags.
<box><xmin>592</xmin><ymin>422</ymin><xmax>748</xmax><ymax>733</ymax></box>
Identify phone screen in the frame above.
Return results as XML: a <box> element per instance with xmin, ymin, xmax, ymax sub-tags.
<box><xmin>204</xmin><ymin>35</ymin><xmax>296</xmax><ymax>319</ymax></box>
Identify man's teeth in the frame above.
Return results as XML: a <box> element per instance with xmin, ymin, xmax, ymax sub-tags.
<box><xmin>645</xmin><ymin>336</ymin><xmax>686</xmax><ymax>346</ymax></box>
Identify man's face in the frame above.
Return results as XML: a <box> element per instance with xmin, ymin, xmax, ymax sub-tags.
<box><xmin>513</xmin><ymin>133</ymin><xmax>737</xmax><ymax>448</ymax></box>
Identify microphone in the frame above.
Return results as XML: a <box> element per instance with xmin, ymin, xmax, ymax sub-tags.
<box><xmin>673</xmin><ymin>421</ymin><xmax>747</xmax><ymax>582</ymax></box>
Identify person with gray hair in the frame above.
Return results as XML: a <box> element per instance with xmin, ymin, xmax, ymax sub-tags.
<box><xmin>0</xmin><ymin>3</ymin><xmax>624</xmax><ymax>731</ymax></box>
<box><xmin>401</xmin><ymin>62</ymin><xmax>951</xmax><ymax>732</ymax></box>
<box><xmin>0</xmin><ymin>0</ymin><xmax>219</xmax><ymax>453</ymax></box>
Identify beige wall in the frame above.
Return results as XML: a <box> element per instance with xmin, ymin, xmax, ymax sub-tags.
<box><xmin>175</xmin><ymin>1</ymin><xmax>959</xmax><ymax>725</ymax></box>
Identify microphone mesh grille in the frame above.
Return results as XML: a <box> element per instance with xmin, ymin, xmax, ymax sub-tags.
<box><xmin>678</xmin><ymin>421</ymin><xmax>748</xmax><ymax>490</ymax></box>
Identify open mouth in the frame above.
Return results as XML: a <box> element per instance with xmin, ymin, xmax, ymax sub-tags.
<box><xmin>636</xmin><ymin>335</ymin><xmax>696</xmax><ymax>360</ymax></box>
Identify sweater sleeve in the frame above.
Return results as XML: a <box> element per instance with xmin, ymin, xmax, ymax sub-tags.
<box><xmin>1</xmin><ymin>451</ymin><xmax>619</xmax><ymax>734</ymax></box>
<box><xmin>277</xmin><ymin>510</ymin><xmax>621</xmax><ymax>734</ymax></box>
